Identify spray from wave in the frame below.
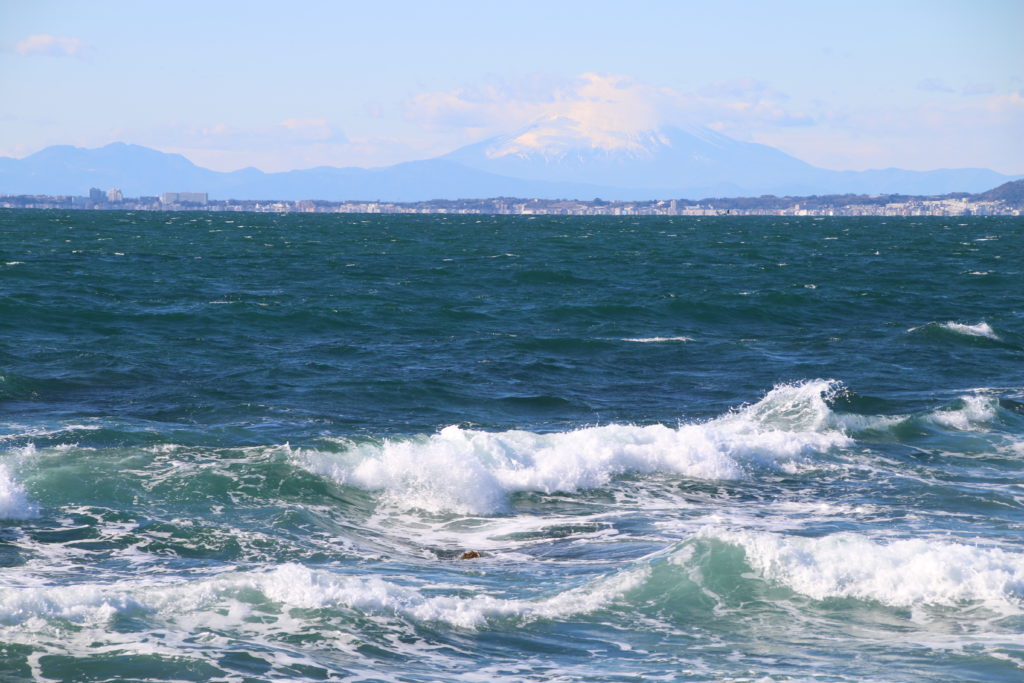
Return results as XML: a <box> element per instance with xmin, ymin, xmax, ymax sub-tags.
<box><xmin>0</xmin><ymin>462</ymin><xmax>38</xmax><ymax>520</ymax></box>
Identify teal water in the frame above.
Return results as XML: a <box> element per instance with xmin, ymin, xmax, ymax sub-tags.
<box><xmin>1</xmin><ymin>210</ymin><xmax>1022</xmax><ymax>681</ymax></box>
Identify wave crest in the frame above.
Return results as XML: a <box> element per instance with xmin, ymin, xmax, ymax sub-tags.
<box><xmin>298</xmin><ymin>381</ymin><xmax>851</xmax><ymax>514</ymax></box>
<box><xmin>926</xmin><ymin>395</ymin><xmax>1000</xmax><ymax>431</ymax></box>
<box><xmin>701</xmin><ymin>528</ymin><xmax>1024</xmax><ymax>609</ymax></box>
<box><xmin>909</xmin><ymin>320</ymin><xmax>1001</xmax><ymax>341</ymax></box>
<box><xmin>941</xmin><ymin>321</ymin><xmax>1000</xmax><ymax>340</ymax></box>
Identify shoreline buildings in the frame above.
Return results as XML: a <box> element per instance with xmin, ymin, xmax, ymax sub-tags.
<box><xmin>2</xmin><ymin>185</ymin><xmax>1021</xmax><ymax>217</ymax></box>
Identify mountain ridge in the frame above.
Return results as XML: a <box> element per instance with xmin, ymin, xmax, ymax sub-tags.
<box><xmin>1</xmin><ymin>128</ymin><xmax>1019</xmax><ymax>201</ymax></box>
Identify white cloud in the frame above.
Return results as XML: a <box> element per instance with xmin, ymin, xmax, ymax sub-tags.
<box><xmin>279</xmin><ymin>118</ymin><xmax>337</xmax><ymax>141</ymax></box>
<box><xmin>15</xmin><ymin>34</ymin><xmax>93</xmax><ymax>59</ymax></box>
<box><xmin>693</xmin><ymin>79</ymin><xmax>816</xmax><ymax>132</ymax></box>
<box><xmin>406</xmin><ymin>73</ymin><xmax>672</xmax><ymax>135</ymax></box>
<box><xmin>752</xmin><ymin>90</ymin><xmax>1024</xmax><ymax>172</ymax></box>
<box><xmin>404</xmin><ymin>73</ymin><xmax>815</xmax><ymax>146</ymax></box>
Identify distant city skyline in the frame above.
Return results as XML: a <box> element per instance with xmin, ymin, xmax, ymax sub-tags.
<box><xmin>2</xmin><ymin>0</ymin><xmax>1022</xmax><ymax>175</ymax></box>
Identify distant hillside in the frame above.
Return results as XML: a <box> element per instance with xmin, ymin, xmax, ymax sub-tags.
<box><xmin>0</xmin><ymin>143</ymin><xmax>619</xmax><ymax>202</ymax></box>
<box><xmin>1</xmin><ymin>138</ymin><xmax>1020</xmax><ymax>201</ymax></box>
<box><xmin>975</xmin><ymin>179</ymin><xmax>1024</xmax><ymax>204</ymax></box>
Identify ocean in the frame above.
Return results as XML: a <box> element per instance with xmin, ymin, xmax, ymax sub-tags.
<box><xmin>1</xmin><ymin>210</ymin><xmax>1022</xmax><ymax>682</ymax></box>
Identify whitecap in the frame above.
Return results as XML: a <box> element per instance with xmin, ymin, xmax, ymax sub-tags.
<box><xmin>927</xmin><ymin>395</ymin><xmax>1000</xmax><ymax>431</ymax></box>
<box><xmin>297</xmin><ymin>380</ymin><xmax>852</xmax><ymax>515</ymax></box>
<box><xmin>0</xmin><ymin>563</ymin><xmax>648</xmax><ymax>631</ymax></box>
<box><xmin>907</xmin><ymin>320</ymin><xmax>1001</xmax><ymax>341</ymax></box>
<box><xmin>941</xmin><ymin>321</ymin><xmax>1000</xmax><ymax>340</ymax></box>
<box><xmin>621</xmin><ymin>336</ymin><xmax>694</xmax><ymax>343</ymax></box>
<box><xmin>700</xmin><ymin>528</ymin><xmax>1024</xmax><ymax>609</ymax></box>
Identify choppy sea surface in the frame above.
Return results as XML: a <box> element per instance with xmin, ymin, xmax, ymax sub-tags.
<box><xmin>1</xmin><ymin>210</ymin><xmax>1023</xmax><ymax>682</ymax></box>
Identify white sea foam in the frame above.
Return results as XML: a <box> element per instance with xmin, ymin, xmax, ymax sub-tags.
<box><xmin>621</xmin><ymin>336</ymin><xmax>694</xmax><ymax>343</ymax></box>
<box><xmin>765</xmin><ymin>500</ymin><xmax>880</xmax><ymax>519</ymax></box>
<box><xmin>828</xmin><ymin>391</ymin><xmax>1007</xmax><ymax>435</ymax></box>
<box><xmin>927</xmin><ymin>395</ymin><xmax>1000</xmax><ymax>431</ymax></box>
<box><xmin>0</xmin><ymin>463</ymin><xmax>38</xmax><ymax>520</ymax></box>
<box><xmin>0</xmin><ymin>563</ymin><xmax>647</xmax><ymax>631</ymax></box>
<box><xmin>909</xmin><ymin>320</ymin><xmax>1002</xmax><ymax>341</ymax></box>
<box><xmin>0</xmin><ymin>424</ymin><xmax>100</xmax><ymax>442</ymax></box>
<box><xmin>941</xmin><ymin>321</ymin><xmax>1000</xmax><ymax>340</ymax></box>
<box><xmin>371</xmin><ymin>506</ymin><xmax>616</xmax><ymax>551</ymax></box>
<box><xmin>298</xmin><ymin>381</ymin><xmax>851</xmax><ymax>514</ymax></box>
<box><xmin>254</xmin><ymin>563</ymin><xmax>648</xmax><ymax>628</ymax></box>
<box><xmin>702</xmin><ymin>528</ymin><xmax>1024</xmax><ymax>609</ymax></box>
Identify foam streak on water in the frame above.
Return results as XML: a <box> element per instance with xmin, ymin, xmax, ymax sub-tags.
<box><xmin>1</xmin><ymin>212</ymin><xmax>1022</xmax><ymax>682</ymax></box>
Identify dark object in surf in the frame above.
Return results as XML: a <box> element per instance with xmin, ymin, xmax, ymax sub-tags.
<box><xmin>458</xmin><ymin>550</ymin><xmax>482</xmax><ymax>560</ymax></box>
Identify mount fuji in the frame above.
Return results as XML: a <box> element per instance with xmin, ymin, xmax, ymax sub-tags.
<box><xmin>443</xmin><ymin>116</ymin><xmax>822</xmax><ymax>197</ymax></box>
<box><xmin>442</xmin><ymin>116</ymin><xmax>1015</xmax><ymax>198</ymax></box>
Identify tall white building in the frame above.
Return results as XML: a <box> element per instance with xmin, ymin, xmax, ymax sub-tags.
<box><xmin>160</xmin><ymin>192</ymin><xmax>208</xmax><ymax>205</ymax></box>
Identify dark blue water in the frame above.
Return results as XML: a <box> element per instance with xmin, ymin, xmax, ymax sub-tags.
<box><xmin>1</xmin><ymin>211</ymin><xmax>1022</xmax><ymax>681</ymax></box>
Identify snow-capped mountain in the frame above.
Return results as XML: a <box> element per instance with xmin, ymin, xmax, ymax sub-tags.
<box><xmin>442</xmin><ymin>116</ymin><xmax>1014</xmax><ymax>197</ymax></box>
<box><xmin>443</xmin><ymin>116</ymin><xmax>820</xmax><ymax>195</ymax></box>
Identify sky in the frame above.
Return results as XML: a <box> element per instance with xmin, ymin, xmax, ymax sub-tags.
<box><xmin>2</xmin><ymin>0</ymin><xmax>1022</xmax><ymax>174</ymax></box>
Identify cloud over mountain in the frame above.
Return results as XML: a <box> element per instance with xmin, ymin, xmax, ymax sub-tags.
<box><xmin>404</xmin><ymin>73</ymin><xmax>817</xmax><ymax>147</ymax></box>
<box><xmin>403</xmin><ymin>72</ymin><xmax>1024</xmax><ymax>176</ymax></box>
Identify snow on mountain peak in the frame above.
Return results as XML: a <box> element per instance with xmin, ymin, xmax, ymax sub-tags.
<box><xmin>484</xmin><ymin>115</ymin><xmax>673</xmax><ymax>161</ymax></box>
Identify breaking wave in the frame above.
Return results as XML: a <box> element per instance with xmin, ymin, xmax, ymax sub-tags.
<box><xmin>909</xmin><ymin>320</ymin><xmax>1002</xmax><ymax>341</ymax></box>
<box><xmin>925</xmin><ymin>394</ymin><xmax>1001</xmax><ymax>431</ymax></box>
<box><xmin>0</xmin><ymin>562</ymin><xmax>647</xmax><ymax>632</ymax></box>
<box><xmin>0</xmin><ymin>463</ymin><xmax>38</xmax><ymax>520</ymax></box>
<box><xmin>297</xmin><ymin>381</ymin><xmax>852</xmax><ymax>514</ymax></box>
<box><xmin>701</xmin><ymin>528</ymin><xmax>1024</xmax><ymax>610</ymax></box>
<box><xmin>940</xmin><ymin>321</ymin><xmax>1000</xmax><ymax>340</ymax></box>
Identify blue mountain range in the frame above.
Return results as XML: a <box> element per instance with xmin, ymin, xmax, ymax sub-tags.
<box><xmin>1</xmin><ymin>121</ymin><xmax>1017</xmax><ymax>201</ymax></box>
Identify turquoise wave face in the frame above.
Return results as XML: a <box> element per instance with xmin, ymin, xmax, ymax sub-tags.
<box><xmin>1</xmin><ymin>211</ymin><xmax>1022</xmax><ymax>682</ymax></box>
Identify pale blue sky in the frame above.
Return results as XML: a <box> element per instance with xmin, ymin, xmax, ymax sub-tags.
<box><xmin>2</xmin><ymin>0</ymin><xmax>1021</xmax><ymax>173</ymax></box>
